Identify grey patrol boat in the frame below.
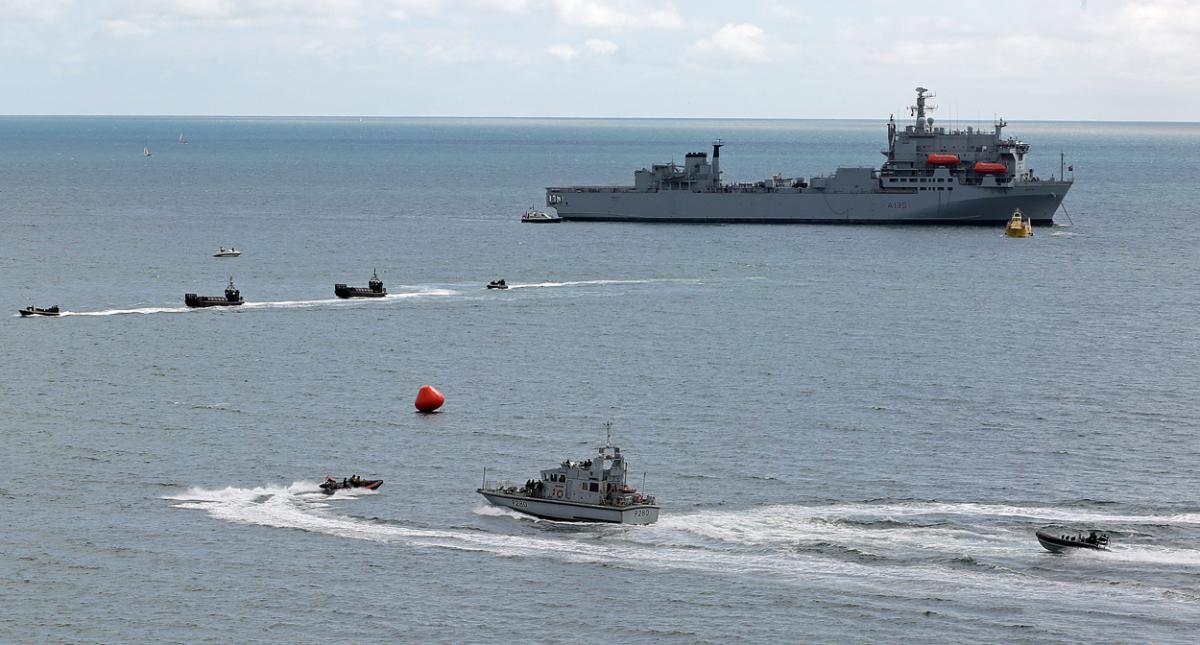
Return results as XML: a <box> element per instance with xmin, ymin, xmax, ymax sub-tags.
<box><xmin>546</xmin><ymin>87</ymin><xmax>1072</xmax><ymax>225</ymax></box>
<box><xmin>477</xmin><ymin>424</ymin><xmax>659</xmax><ymax>524</ymax></box>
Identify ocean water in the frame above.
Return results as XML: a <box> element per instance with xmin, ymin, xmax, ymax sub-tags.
<box><xmin>2</xmin><ymin>116</ymin><xmax>1199</xmax><ymax>643</ymax></box>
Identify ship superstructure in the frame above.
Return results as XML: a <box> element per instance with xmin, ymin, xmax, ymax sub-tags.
<box><xmin>546</xmin><ymin>88</ymin><xmax>1072</xmax><ymax>224</ymax></box>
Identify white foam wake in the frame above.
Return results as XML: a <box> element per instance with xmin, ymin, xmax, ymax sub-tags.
<box><xmin>240</xmin><ymin>289</ymin><xmax>459</xmax><ymax>310</ymax></box>
<box><xmin>62</xmin><ymin>306</ymin><xmax>192</xmax><ymax>317</ymax></box>
<box><xmin>49</xmin><ymin>288</ymin><xmax>460</xmax><ymax>317</ymax></box>
<box><xmin>166</xmin><ymin>483</ymin><xmax>1200</xmax><ymax>606</ymax></box>
<box><xmin>506</xmin><ymin>279</ymin><xmax>693</xmax><ymax>289</ymax></box>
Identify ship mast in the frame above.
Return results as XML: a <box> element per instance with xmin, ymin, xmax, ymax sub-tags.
<box><xmin>910</xmin><ymin>87</ymin><xmax>936</xmax><ymax>133</ymax></box>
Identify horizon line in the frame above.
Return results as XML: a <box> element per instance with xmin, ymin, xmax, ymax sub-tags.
<box><xmin>1</xmin><ymin>113</ymin><xmax>1198</xmax><ymax>125</ymax></box>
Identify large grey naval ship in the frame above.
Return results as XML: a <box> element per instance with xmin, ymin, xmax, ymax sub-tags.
<box><xmin>546</xmin><ymin>88</ymin><xmax>1072</xmax><ymax>224</ymax></box>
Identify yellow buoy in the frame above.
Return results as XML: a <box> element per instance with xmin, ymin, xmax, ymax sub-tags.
<box><xmin>1005</xmin><ymin>209</ymin><xmax>1033</xmax><ymax>238</ymax></box>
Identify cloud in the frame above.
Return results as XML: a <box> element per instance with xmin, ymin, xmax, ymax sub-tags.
<box><xmin>470</xmin><ymin>0</ymin><xmax>529</xmax><ymax>11</ymax></box>
<box><xmin>583</xmin><ymin>38</ymin><xmax>617</xmax><ymax>55</ymax></box>
<box><xmin>0</xmin><ymin>0</ymin><xmax>73</xmax><ymax>21</ymax></box>
<box><xmin>546</xmin><ymin>44</ymin><xmax>577</xmax><ymax>60</ymax></box>
<box><xmin>688</xmin><ymin>23</ymin><xmax>768</xmax><ymax>61</ymax></box>
<box><xmin>164</xmin><ymin>0</ymin><xmax>234</xmax><ymax>19</ymax></box>
<box><xmin>551</xmin><ymin>0</ymin><xmax>681</xmax><ymax>29</ymax></box>
<box><xmin>100</xmin><ymin>18</ymin><xmax>154</xmax><ymax>38</ymax></box>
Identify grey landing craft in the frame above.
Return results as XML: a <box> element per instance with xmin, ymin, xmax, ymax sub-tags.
<box><xmin>478</xmin><ymin>427</ymin><xmax>659</xmax><ymax>524</ymax></box>
<box><xmin>546</xmin><ymin>87</ymin><xmax>1072</xmax><ymax>225</ymax></box>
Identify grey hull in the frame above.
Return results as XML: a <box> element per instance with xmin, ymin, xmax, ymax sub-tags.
<box><xmin>479</xmin><ymin>490</ymin><xmax>659</xmax><ymax>524</ymax></box>
<box><xmin>549</xmin><ymin>182</ymin><xmax>1068</xmax><ymax>225</ymax></box>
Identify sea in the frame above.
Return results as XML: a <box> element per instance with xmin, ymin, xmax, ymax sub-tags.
<box><xmin>2</xmin><ymin>115</ymin><xmax>1199</xmax><ymax>643</ymax></box>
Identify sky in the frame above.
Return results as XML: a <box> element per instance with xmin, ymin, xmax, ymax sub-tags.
<box><xmin>2</xmin><ymin>0</ymin><xmax>1199</xmax><ymax>120</ymax></box>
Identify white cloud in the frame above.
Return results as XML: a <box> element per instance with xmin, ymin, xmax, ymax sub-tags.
<box><xmin>1079</xmin><ymin>1</ymin><xmax>1200</xmax><ymax>70</ymax></box>
<box><xmin>551</xmin><ymin>0</ymin><xmax>681</xmax><ymax>29</ymax></box>
<box><xmin>546</xmin><ymin>44</ymin><xmax>577</xmax><ymax>60</ymax></box>
<box><xmin>583</xmin><ymin>38</ymin><xmax>617</xmax><ymax>55</ymax></box>
<box><xmin>470</xmin><ymin>0</ymin><xmax>529</xmax><ymax>12</ymax></box>
<box><xmin>688</xmin><ymin>23</ymin><xmax>768</xmax><ymax>61</ymax></box>
<box><xmin>165</xmin><ymin>0</ymin><xmax>234</xmax><ymax>20</ymax></box>
<box><xmin>0</xmin><ymin>0</ymin><xmax>72</xmax><ymax>21</ymax></box>
<box><xmin>100</xmin><ymin>18</ymin><xmax>154</xmax><ymax>38</ymax></box>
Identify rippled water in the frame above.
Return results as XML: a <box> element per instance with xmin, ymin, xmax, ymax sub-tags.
<box><xmin>2</xmin><ymin>116</ymin><xmax>1199</xmax><ymax>643</ymax></box>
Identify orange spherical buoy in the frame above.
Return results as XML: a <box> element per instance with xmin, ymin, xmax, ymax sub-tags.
<box><xmin>414</xmin><ymin>384</ymin><xmax>445</xmax><ymax>413</ymax></box>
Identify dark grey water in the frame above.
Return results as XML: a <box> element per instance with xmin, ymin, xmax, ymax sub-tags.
<box><xmin>2</xmin><ymin>117</ymin><xmax>1199</xmax><ymax>643</ymax></box>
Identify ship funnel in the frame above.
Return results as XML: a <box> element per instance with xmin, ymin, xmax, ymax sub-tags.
<box><xmin>710</xmin><ymin>138</ymin><xmax>723</xmax><ymax>187</ymax></box>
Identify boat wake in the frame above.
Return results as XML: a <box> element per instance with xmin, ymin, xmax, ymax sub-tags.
<box><xmin>61</xmin><ymin>306</ymin><xmax>192</xmax><ymax>317</ymax></box>
<box><xmin>51</xmin><ymin>289</ymin><xmax>459</xmax><ymax>317</ymax></box>
<box><xmin>505</xmin><ymin>278</ymin><xmax>694</xmax><ymax>289</ymax></box>
<box><xmin>168</xmin><ymin>485</ymin><xmax>1200</xmax><ymax>606</ymax></box>
<box><xmin>239</xmin><ymin>289</ymin><xmax>459</xmax><ymax>310</ymax></box>
<box><xmin>22</xmin><ymin>281</ymin><xmax>692</xmax><ymax>317</ymax></box>
<box><xmin>650</xmin><ymin>502</ymin><xmax>1200</xmax><ymax>560</ymax></box>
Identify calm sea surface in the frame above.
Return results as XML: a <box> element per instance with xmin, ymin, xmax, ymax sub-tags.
<box><xmin>2</xmin><ymin>116</ymin><xmax>1199</xmax><ymax>643</ymax></box>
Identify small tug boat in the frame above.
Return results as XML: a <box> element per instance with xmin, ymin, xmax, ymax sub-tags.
<box><xmin>1036</xmin><ymin>530</ymin><xmax>1110</xmax><ymax>553</ymax></box>
<box><xmin>18</xmin><ymin>305</ymin><xmax>60</xmax><ymax>317</ymax></box>
<box><xmin>1005</xmin><ymin>209</ymin><xmax>1033</xmax><ymax>237</ymax></box>
<box><xmin>319</xmin><ymin>475</ymin><xmax>383</xmax><ymax>495</ymax></box>
<box><xmin>213</xmin><ymin>247</ymin><xmax>242</xmax><ymax>257</ymax></box>
<box><xmin>334</xmin><ymin>268</ymin><xmax>387</xmax><ymax>298</ymax></box>
<box><xmin>520</xmin><ymin>206</ymin><xmax>562</xmax><ymax>223</ymax></box>
<box><xmin>486</xmin><ymin>279</ymin><xmax>508</xmax><ymax>290</ymax></box>
<box><xmin>185</xmin><ymin>277</ymin><xmax>245</xmax><ymax>308</ymax></box>
<box><xmin>477</xmin><ymin>423</ymin><xmax>659</xmax><ymax>524</ymax></box>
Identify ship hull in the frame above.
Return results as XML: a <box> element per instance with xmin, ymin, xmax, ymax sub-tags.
<box><xmin>548</xmin><ymin>182</ymin><xmax>1069</xmax><ymax>225</ymax></box>
<box><xmin>184</xmin><ymin>295</ymin><xmax>244</xmax><ymax>308</ymax></box>
<box><xmin>334</xmin><ymin>285</ymin><xmax>387</xmax><ymax>298</ymax></box>
<box><xmin>478</xmin><ymin>490</ymin><xmax>659</xmax><ymax>524</ymax></box>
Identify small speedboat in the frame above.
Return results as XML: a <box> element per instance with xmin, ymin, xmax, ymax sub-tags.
<box><xmin>521</xmin><ymin>206</ymin><xmax>562</xmax><ymax>223</ymax></box>
<box><xmin>1036</xmin><ymin>530</ymin><xmax>1110</xmax><ymax>553</ymax></box>
<box><xmin>319</xmin><ymin>476</ymin><xmax>383</xmax><ymax>495</ymax></box>
<box><xmin>1005</xmin><ymin>209</ymin><xmax>1033</xmax><ymax>237</ymax></box>
<box><xmin>486</xmin><ymin>279</ymin><xmax>509</xmax><ymax>290</ymax></box>
<box><xmin>185</xmin><ymin>277</ymin><xmax>245</xmax><ymax>308</ymax></box>
<box><xmin>335</xmin><ymin>268</ymin><xmax>387</xmax><ymax>298</ymax></box>
<box><xmin>213</xmin><ymin>247</ymin><xmax>242</xmax><ymax>257</ymax></box>
<box><xmin>19</xmin><ymin>305</ymin><xmax>60</xmax><ymax>317</ymax></box>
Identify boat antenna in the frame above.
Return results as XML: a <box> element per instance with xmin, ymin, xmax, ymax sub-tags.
<box><xmin>481</xmin><ymin>467</ymin><xmax>487</xmax><ymax>490</ymax></box>
<box><xmin>603</xmin><ymin>420</ymin><xmax>613</xmax><ymax>447</ymax></box>
<box><xmin>641</xmin><ymin>471</ymin><xmax>646</xmax><ymax>493</ymax></box>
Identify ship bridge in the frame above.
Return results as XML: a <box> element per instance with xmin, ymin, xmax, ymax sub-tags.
<box><xmin>881</xmin><ymin>87</ymin><xmax>1044</xmax><ymax>187</ymax></box>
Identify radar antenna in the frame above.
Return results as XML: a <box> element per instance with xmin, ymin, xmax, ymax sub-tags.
<box><xmin>910</xmin><ymin>87</ymin><xmax>937</xmax><ymax>131</ymax></box>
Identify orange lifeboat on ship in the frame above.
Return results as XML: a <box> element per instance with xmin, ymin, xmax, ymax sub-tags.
<box><xmin>973</xmin><ymin>161</ymin><xmax>1008</xmax><ymax>174</ymax></box>
<box><xmin>926</xmin><ymin>153</ymin><xmax>960</xmax><ymax>166</ymax></box>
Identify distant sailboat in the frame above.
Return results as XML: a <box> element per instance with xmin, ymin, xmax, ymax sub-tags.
<box><xmin>178</xmin><ymin>133</ymin><xmax>188</xmax><ymax>144</ymax></box>
<box><xmin>143</xmin><ymin>144</ymin><xmax>153</xmax><ymax>157</ymax></box>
